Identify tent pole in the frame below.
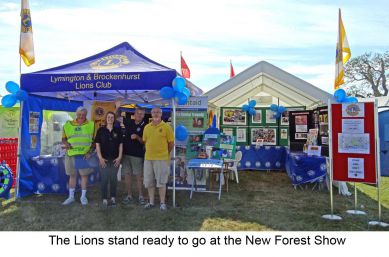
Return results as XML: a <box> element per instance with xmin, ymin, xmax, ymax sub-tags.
<box><xmin>172</xmin><ymin>98</ymin><xmax>176</xmax><ymax>208</ymax></box>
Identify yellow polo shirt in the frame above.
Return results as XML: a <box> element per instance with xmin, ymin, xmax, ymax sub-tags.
<box><xmin>143</xmin><ymin>121</ymin><xmax>174</xmax><ymax>160</ymax></box>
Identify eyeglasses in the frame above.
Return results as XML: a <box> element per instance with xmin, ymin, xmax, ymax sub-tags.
<box><xmin>151</xmin><ymin>111</ymin><xmax>162</xmax><ymax>114</ymax></box>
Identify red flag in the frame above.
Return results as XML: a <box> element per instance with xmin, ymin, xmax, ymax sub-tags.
<box><xmin>230</xmin><ymin>61</ymin><xmax>235</xmax><ymax>78</ymax></box>
<box><xmin>181</xmin><ymin>53</ymin><xmax>190</xmax><ymax>79</ymax></box>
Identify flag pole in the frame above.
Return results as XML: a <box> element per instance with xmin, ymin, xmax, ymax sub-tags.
<box><xmin>322</xmin><ymin>99</ymin><xmax>342</xmax><ymax>220</ymax></box>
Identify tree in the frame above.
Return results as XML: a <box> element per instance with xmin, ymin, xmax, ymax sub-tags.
<box><xmin>344</xmin><ymin>51</ymin><xmax>388</xmax><ymax>97</ymax></box>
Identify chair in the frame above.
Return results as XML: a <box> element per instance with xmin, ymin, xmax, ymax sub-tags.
<box><xmin>225</xmin><ymin>151</ymin><xmax>242</xmax><ymax>184</ymax></box>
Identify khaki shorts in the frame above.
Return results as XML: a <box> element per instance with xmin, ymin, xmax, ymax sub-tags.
<box><xmin>122</xmin><ymin>155</ymin><xmax>143</xmax><ymax>176</ymax></box>
<box><xmin>65</xmin><ymin>155</ymin><xmax>93</xmax><ymax>176</ymax></box>
<box><xmin>143</xmin><ymin>160</ymin><xmax>169</xmax><ymax>188</ymax></box>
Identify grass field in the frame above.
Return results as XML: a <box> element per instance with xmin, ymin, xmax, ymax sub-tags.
<box><xmin>1</xmin><ymin>171</ymin><xmax>388</xmax><ymax>231</ymax></box>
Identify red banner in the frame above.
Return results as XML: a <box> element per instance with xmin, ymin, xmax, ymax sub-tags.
<box><xmin>331</xmin><ymin>102</ymin><xmax>377</xmax><ymax>184</ymax></box>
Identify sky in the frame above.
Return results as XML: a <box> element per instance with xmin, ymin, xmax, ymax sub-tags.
<box><xmin>0</xmin><ymin>0</ymin><xmax>388</xmax><ymax>98</ymax></box>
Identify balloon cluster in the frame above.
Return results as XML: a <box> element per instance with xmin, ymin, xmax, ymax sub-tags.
<box><xmin>160</xmin><ymin>76</ymin><xmax>191</xmax><ymax>105</ymax></box>
<box><xmin>270</xmin><ymin>104</ymin><xmax>286</xmax><ymax>119</ymax></box>
<box><xmin>1</xmin><ymin>81</ymin><xmax>28</xmax><ymax>108</ymax></box>
<box><xmin>242</xmin><ymin>100</ymin><xmax>257</xmax><ymax>116</ymax></box>
<box><xmin>333</xmin><ymin>89</ymin><xmax>358</xmax><ymax>103</ymax></box>
<box><xmin>160</xmin><ymin>76</ymin><xmax>191</xmax><ymax>141</ymax></box>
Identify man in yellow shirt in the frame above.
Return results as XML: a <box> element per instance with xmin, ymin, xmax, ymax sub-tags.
<box><xmin>142</xmin><ymin>107</ymin><xmax>174</xmax><ymax>211</ymax></box>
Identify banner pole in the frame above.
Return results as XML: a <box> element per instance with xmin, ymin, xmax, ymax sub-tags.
<box><xmin>322</xmin><ymin>99</ymin><xmax>342</xmax><ymax>220</ymax></box>
<box><xmin>172</xmin><ymin>98</ymin><xmax>176</xmax><ymax>208</ymax></box>
<box><xmin>369</xmin><ymin>99</ymin><xmax>388</xmax><ymax>227</ymax></box>
<box><xmin>346</xmin><ymin>182</ymin><xmax>366</xmax><ymax>215</ymax></box>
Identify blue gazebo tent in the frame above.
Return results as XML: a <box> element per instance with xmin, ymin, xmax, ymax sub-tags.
<box><xmin>18</xmin><ymin>42</ymin><xmax>203</xmax><ymax>200</ymax></box>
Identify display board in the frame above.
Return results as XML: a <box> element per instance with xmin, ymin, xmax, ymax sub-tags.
<box><xmin>288</xmin><ymin>110</ymin><xmax>314</xmax><ymax>151</ymax></box>
<box><xmin>331</xmin><ymin>102</ymin><xmax>377</xmax><ymax>184</ymax></box>
<box><xmin>0</xmin><ymin>107</ymin><xmax>20</xmax><ymax>138</ymax></box>
<box><xmin>220</xmin><ymin>126</ymin><xmax>248</xmax><ymax>145</ymax></box>
<box><xmin>249</xmin><ymin>126</ymin><xmax>278</xmax><ymax>145</ymax></box>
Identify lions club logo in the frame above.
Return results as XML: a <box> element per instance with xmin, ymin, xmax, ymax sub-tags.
<box><xmin>21</xmin><ymin>9</ymin><xmax>32</xmax><ymax>33</ymax></box>
<box><xmin>90</xmin><ymin>55</ymin><xmax>130</xmax><ymax>70</ymax></box>
<box><xmin>94</xmin><ymin>107</ymin><xmax>105</xmax><ymax>118</ymax></box>
<box><xmin>345</xmin><ymin>104</ymin><xmax>361</xmax><ymax>117</ymax></box>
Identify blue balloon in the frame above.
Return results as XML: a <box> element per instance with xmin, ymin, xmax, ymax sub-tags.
<box><xmin>173</xmin><ymin>76</ymin><xmax>186</xmax><ymax>93</ymax></box>
<box><xmin>1</xmin><ymin>94</ymin><xmax>17</xmax><ymax>107</ymax></box>
<box><xmin>175</xmin><ymin>92</ymin><xmax>188</xmax><ymax>105</ymax></box>
<box><xmin>182</xmin><ymin>87</ymin><xmax>190</xmax><ymax>97</ymax></box>
<box><xmin>175</xmin><ymin>125</ymin><xmax>188</xmax><ymax>141</ymax></box>
<box><xmin>278</xmin><ymin>106</ymin><xmax>286</xmax><ymax>113</ymax></box>
<box><xmin>160</xmin><ymin>86</ymin><xmax>175</xmax><ymax>99</ymax></box>
<box><xmin>249</xmin><ymin>108</ymin><xmax>256</xmax><ymax>116</ymax></box>
<box><xmin>15</xmin><ymin>90</ymin><xmax>28</xmax><ymax>101</ymax></box>
<box><xmin>249</xmin><ymin>100</ymin><xmax>257</xmax><ymax>107</ymax></box>
<box><xmin>242</xmin><ymin>104</ymin><xmax>249</xmax><ymax>112</ymax></box>
<box><xmin>270</xmin><ymin>104</ymin><xmax>278</xmax><ymax>112</ymax></box>
<box><xmin>334</xmin><ymin>89</ymin><xmax>346</xmax><ymax>102</ymax></box>
<box><xmin>344</xmin><ymin>96</ymin><xmax>358</xmax><ymax>103</ymax></box>
<box><xmin>5</xmin><ymin>81</ymin><xmax>20</xmax><ymax>94</ymax></box>
<box><xmin>275</xmin><ymin>112</ymin><xmax>281</xmax><ymax>119</ymax></box>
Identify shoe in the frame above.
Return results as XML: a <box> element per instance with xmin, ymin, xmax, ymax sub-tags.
<box><xmin>62</xmin><ymin>197</ymin><xmax>75</xmax><ymax>205</ymax></box>
<box><xmin>144</xmin><ymin>202</ymin><xmax>155</xmax><ymax>209</ymax></box>
<box><xmin>138</xmin><ymin>196</ymin><xmax>145</xmax><ymax>205</ymax></box>
<box><xmin>121</xmin><ymin>196</ymin><xmax>133</xmax><ymax>205</ymax></box>
<box><xmin>80</xmin><ymin>196</ymin><xmax>88</xmax><ymax>205</ymax></box>
<box><xmin>160</xmin><ymin>203</ymin><xmax>167</xmax><ymax>211</ymax></box>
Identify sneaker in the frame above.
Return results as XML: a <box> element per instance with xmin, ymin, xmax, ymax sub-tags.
<box><xmin>160</xmin><ymin>203</ymin><xmax>167</xmax><ymax>211</ymax></box>
<box><xmin>80</xmin><ymin>196</ymin><xmax>88</xmax><ymax>205</ymax></box>
<box><xmin>121</xmin><ymin>196</ymin><xmax>133</xmax><ymax>205</ymax></box>
<box><xmin>144</xmin><ymin>202</ymin><xmax>155</xmax><ymax>209</ymax></box>
<box><xmin>138</xmin><ymin>196</ymin><xmax>145</xmax><ymax>205</ymax></box>
<box><xmin>62</xmin><ymin>197</ymin><xmax>75</xmax><ymax>205</ymax></box>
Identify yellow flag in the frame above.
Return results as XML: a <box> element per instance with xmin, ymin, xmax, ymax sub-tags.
<box><xmin>19</xmin><ymin>0</ymin><xmax>35</xmax><ymax>66</ymax></box>
<box><xmin>334</xmin><ymin>9</ymin><xmax>351</xmax><ymax>89</ymax></box>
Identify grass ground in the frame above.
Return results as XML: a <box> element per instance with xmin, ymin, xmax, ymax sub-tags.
<box><xmin>1</xmin><ymin>171</ymin><xmax>388</xmax><ymax>231</ymax></box>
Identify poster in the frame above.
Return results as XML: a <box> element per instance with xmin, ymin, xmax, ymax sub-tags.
<box><xmin>222</xmin><ymin>128</ymin><xmax>234</xmax><ymax>136</ymax></box>
<box><xmin>338</xmin><ymin>133</ymin><xmax>370</xmax><ymax>154</ymax></box>
<box><xmin>281</xmin><ymin>111</ymin><xmax>289</xmax><ymax>126</ymax></box>
<box><xmin>295</xmin><ymin>133</ymin><xmax>307</xmax><ymax>140</ymax></box>
<box><xmin>342</xmin><ymin>119</ymin><xmax>364</xmax><ymax>134</ymax></box>
<box><xmin>176</xmin><ymin>110</ymin><xmax>208</xmax><ymax>133</ymax></box>
<box><xmin>217</xmin><ymin>135</ymin><xmax>236</xmax><ymax>159</ymax></box>
<box><xmin>342</xmin><ymin>103</ymin><xmax>365</xmax><ymax>117</ymax></box>
<box><xmin>251</xmin><ymin>110</ymin><xmax>262</xmax><ymax>124</ymax></box>
<box><xmin>236</xmin><ymin>127</ymin><xmax>247</xmax><ymax>143</ymax></box>
<box><xmin>295</xmin><ymin>115</ymin><xmax>308</xmax><ymax>132</ymax></box>
<box><xmin>185</xmin><ymin>134</ymin><xmax>203</xmax><ymax>159</ymax></box>
<box><xmin>29</xmin><ymin>111</ymin><xmax>40</xmax><ymax>134</ymax></box>
<box><xmin>222</xmin><ymin>108</ymin><xmax>247</xmax><ymax>126</ymax></box>
<box><xmin>348</xmin><ymin>158</ymin><xmax>364</xmax><ymax>179</ymax></box>
<box><xmin>280</xmin><ymin>128</ymin><xmax>288</xmax><ymax>139</ymax></box>
<box><xmin>0</xmin><ymin>107</ymin><xmax>19</xmax><ymax>138</ymax></box>
<box><xmin>30</xmin><ymin>135</ymin><xmax>37</xmax><ymax>149</ymax></box>
<box><xmin>265</xmin><ymin>109</ymin><xmax>276</xmax><ymax>124</ymax></box>
<box><xmin>250</xmin><ymin>128</ymin><xmax>277</xmax><ymax>145</ymax></box>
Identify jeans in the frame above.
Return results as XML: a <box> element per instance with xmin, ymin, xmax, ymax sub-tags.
<box><xmin>100</xmin><ymin>160</ymin><xmax>119</xmax><ymax>199</ymax></box>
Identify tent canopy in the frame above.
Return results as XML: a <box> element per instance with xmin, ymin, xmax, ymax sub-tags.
<box><xmin>204</xmin><ymin>61</ymin><xmax>332</xmax><ymax>109</ymax></box>
<box><xmin>21</xmin><ymin>42</ymin><xmax>202</xmax><ymax>104</ymax></box>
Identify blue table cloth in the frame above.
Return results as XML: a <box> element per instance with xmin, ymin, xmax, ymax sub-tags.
<box><xmin>285</xmin><ymin>151</ymin><xmax>327</xmax><ymax>186</ymax></box>
<box><xmin>237</xmin><ymin>145</ymin><xmax>287</xmax><ymax>171</ymax></box>
<box><xmin>30</xmin><ymin>156</ymin><xmax>100</xmax><ymax>194</ymax></box>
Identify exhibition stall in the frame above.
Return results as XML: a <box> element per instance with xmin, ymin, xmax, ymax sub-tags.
<box><xmin>17</xmin><ymin>42</ymin><xmax>202</xmax><ymax>198</ymax></box>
